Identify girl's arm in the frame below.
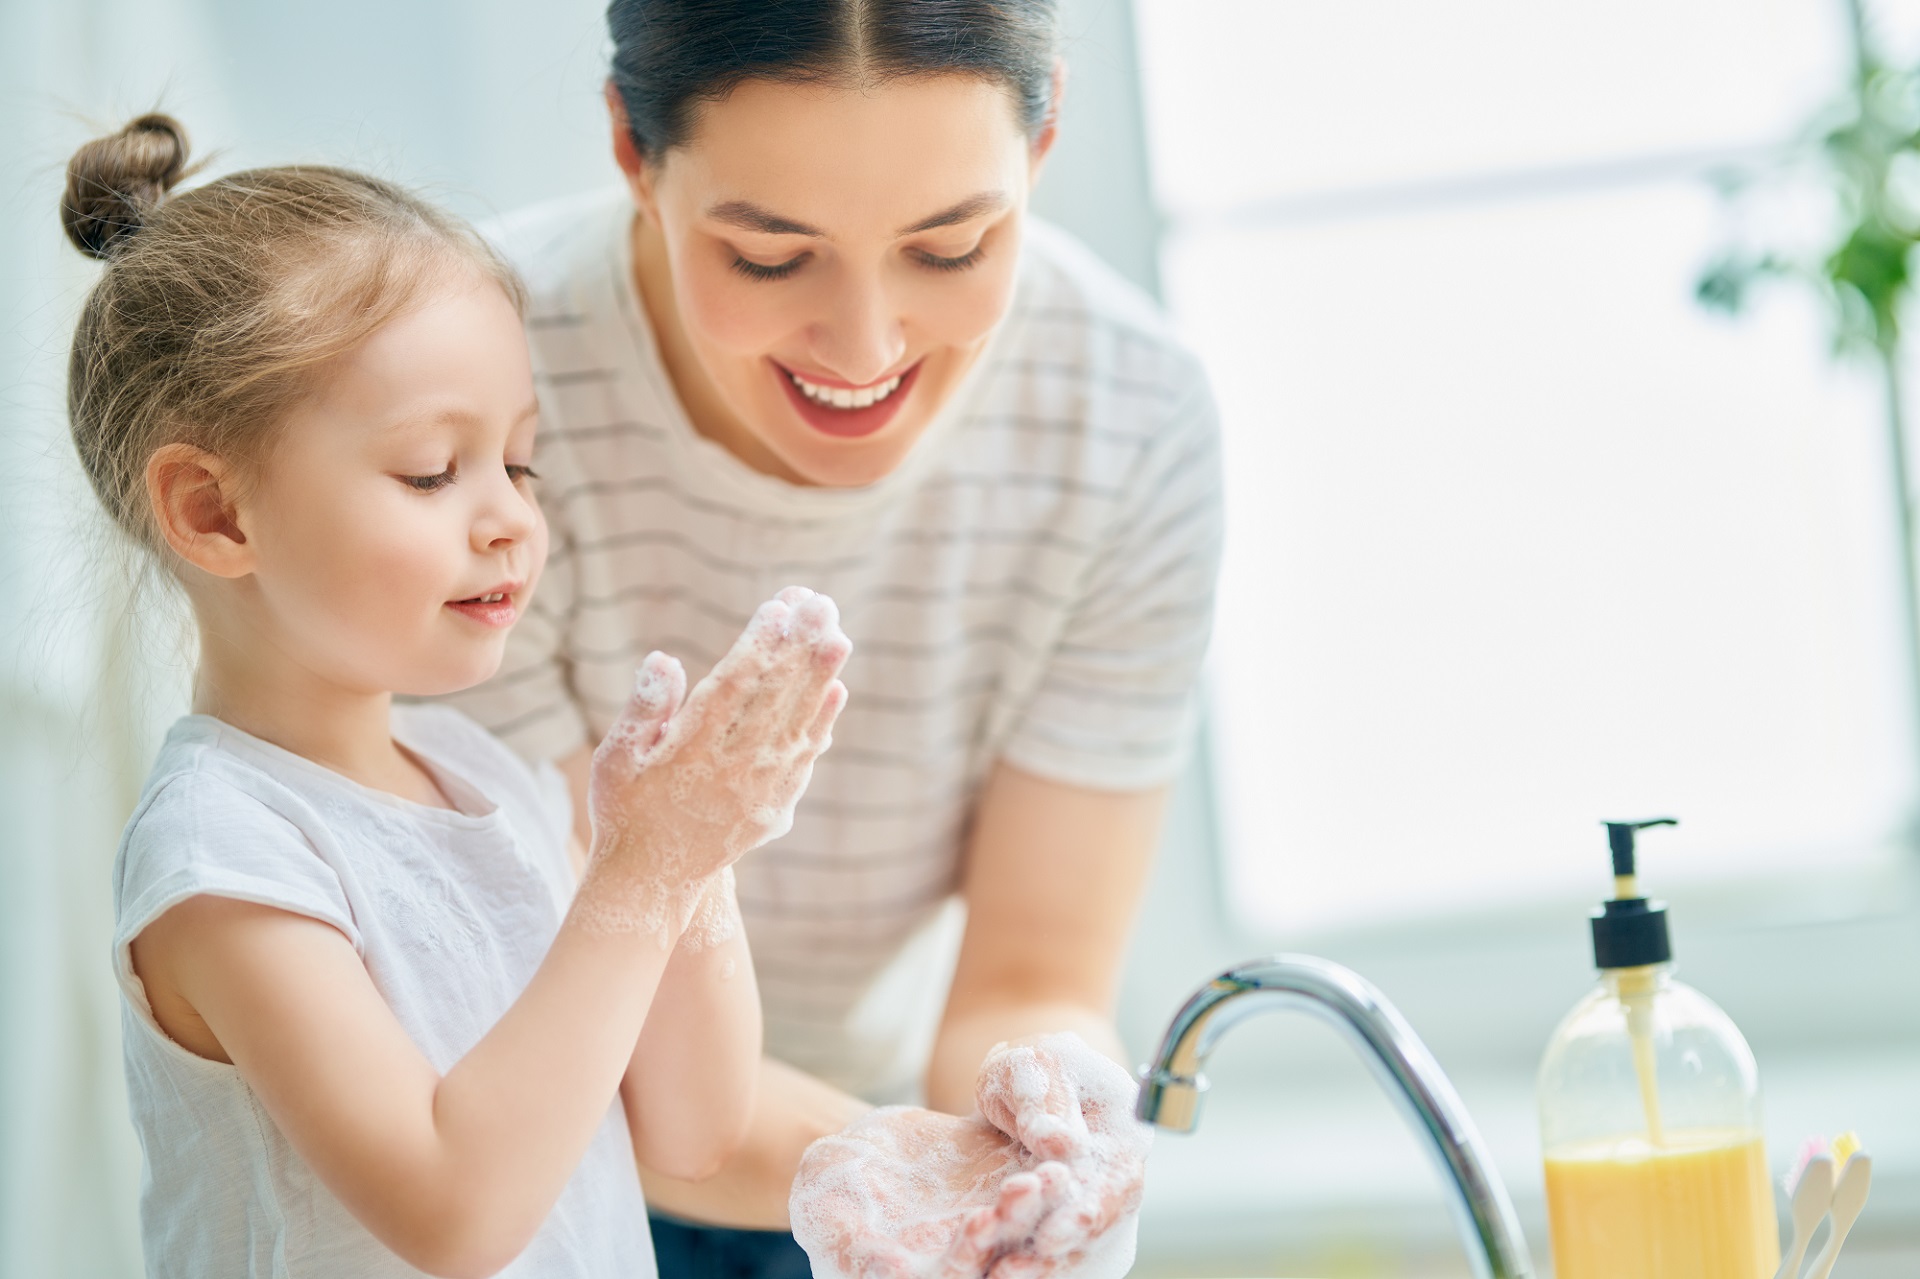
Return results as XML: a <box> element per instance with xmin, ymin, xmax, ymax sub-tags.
<box><xmin>135</xmin><ymin>889</ymin><xmax>675</xmax><ymax>1279</ymax></box>
<box><xmin>620</xmin><ymin>873</ymin><xmax>762</xmax><ymax>1181</ymax></box>
<box><xmin>131</xmin><ymin>597</ymin><xmax>848</xmax><ymax>1278</ymax></box>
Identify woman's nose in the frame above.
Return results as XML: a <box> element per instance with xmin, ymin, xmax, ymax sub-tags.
<box><xmin>809</xmin><ymin>271</ymin><xmax>907</xmax><ymax>385</ymax></box>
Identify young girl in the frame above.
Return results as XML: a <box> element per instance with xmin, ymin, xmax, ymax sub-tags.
<box><xmin>63</xmin><ymin>113</ymin><xmax>850</xmax><ymax>1279</ymax></box>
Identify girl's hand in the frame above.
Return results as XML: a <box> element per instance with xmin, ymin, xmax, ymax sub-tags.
<box><xmin>576</xmin><ymin>588</ymin><xmax>849</xmax><ymax>940</ymax></box>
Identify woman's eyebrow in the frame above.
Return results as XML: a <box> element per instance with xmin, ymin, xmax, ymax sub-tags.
<box><xmin>898</xmin><ymin>191</ymin><xmax>1009</xmax><ymax>235</ymax></box>
<box><xmin>706</xmin><ymin>201</ymin><xmax>824</xmax><ymax>236</ymax></box>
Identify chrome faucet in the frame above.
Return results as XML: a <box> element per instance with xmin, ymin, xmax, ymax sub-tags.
<box><xmin>1136</xmin><ymin>955</ymin><xmax>1536</xmax><ymax>1279</ymax></box>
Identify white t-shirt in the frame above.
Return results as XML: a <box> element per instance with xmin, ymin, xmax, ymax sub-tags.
<box><xmin>111</xmin><ymin>705</ymin><xmax>653</xmax><ymax>1279</ymax></box>
<box><xmin>440</xmin><ymin>189</ymin><xmax>1224</xmax><ymax>1101</ymax></box>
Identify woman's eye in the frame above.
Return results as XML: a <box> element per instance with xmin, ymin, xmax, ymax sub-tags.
<box><xmin>731</xmin><ymin>253</ymin><xmax>807</xmax><ymax>282</ymax></box>
<box><xmin>507</xmin><ymin>463</ymin><xmax>540</xmax><ymax>483</ymax></box>
<box><xmin>401</xmin><ymin>466</ymin><xmax>456</xmax><ymax>492</ymax></box>
<box><xmin>913</xmin><ymin>245</ymin><xmax>986</xmax><ymax>274</ymax></box>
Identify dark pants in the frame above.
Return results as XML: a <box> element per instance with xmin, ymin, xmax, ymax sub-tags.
<box><xmin>649</xmin><ymin>1214</ymin><xmax>814</xmax><ymax>1279</ymax></box>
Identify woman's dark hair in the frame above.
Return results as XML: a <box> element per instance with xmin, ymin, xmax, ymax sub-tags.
<box><xmin>608</xmin><ymin>0</ymin><xmax>1059</xmax><ymax>160</ymax></box>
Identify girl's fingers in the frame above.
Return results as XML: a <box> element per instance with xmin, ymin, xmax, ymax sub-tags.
<box><xmin>593</xmin><ymin>651</ymin><xmax>687</xmax><ymax>780</ymax></box>
<box><xmin>773</xmin><ymin>593</ymin><xmax>850</xmax><ymax>721</ymax></box>
<box><xmin>689</xmin><ymin>599</ymin><xmax>795</xmax><ymax>733</ymax></box>
<box><xmin>806</xmin><ymin>680</ymin><xmax>849</xmax><ymax>745</ymax></box>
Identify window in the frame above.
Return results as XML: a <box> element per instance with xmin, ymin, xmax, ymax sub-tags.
<box><xmin>1136</xmin><ymin>0</ymin><xmax>1920</xmax><ymax>933</ymax></box>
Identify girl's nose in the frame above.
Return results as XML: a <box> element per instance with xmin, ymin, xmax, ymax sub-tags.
<box><xmin>472</xmin><ymin>466</ymin><xmax>539</xmax><ymax>552</ymax></box>
<box><xmin>809</xmin><ymin>271</ymin><xmax>907</xmax><ymax>386</ymax></box>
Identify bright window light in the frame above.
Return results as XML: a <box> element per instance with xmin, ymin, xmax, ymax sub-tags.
<box><xmin>1137</xmin><ymin>0</ymin><xmax>1920</xmax><ymax>934</ymax></box>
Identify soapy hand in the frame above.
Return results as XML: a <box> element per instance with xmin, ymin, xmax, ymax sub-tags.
<box><xmin>971</xmin><ymin>1034</ymin><xmax>1151</xmax><ymax>1279</ymax></box>
<box><xmin>791</xmin><ymin>1107</ymin><xmax>1071</xmax><ymax>1279</ymax></box>
<box><xmin>789</xmin><ymin>1034</ymin><xmax>1149</xmax><ymax>1279</ymax></box>
<box><xmin>573</xmin><ymin>587</ymin><xmax>849</xmax><ymax>941</ymax></box>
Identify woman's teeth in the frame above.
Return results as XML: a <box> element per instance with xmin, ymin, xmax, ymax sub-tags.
<box><xmin>470</xmin><ymin>592</ymin><xmax>506</xmax><ymax>604</ymax></box>
<box><xmin>789</xmin><ymin>370</ymin><xmax>903</xmax><ymax>409</ymax></box>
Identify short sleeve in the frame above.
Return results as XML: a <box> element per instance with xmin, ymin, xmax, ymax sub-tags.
<box><xmin>1001</xmin><ymin>376</ymin><xmax>1225</xmax><ymax>791</ymax></box>
<box><xmin>113</xmin><ymin>770</ymin><xmax>361</xmax><ymax>1018</ymax></box>
<box><xmin>426</xmin><ymin>422</ymin><xmax>593</xmax><ymax>764</ymax></box>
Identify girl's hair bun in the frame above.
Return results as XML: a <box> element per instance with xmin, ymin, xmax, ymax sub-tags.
<box><xmin>61</xmin><ymin>113</ymin><xmax>192</xmax><ymax>260</ymax></box>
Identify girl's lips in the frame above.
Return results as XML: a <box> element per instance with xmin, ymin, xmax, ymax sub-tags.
<box><xmin>773</xmin><ymin>359</ymin><xmax>922</xmax><ymax>439</ymax></box>
<box><xmin>445</xmin><ymin>594</ymin><xmax>519</xmax><ymax>628</ymax></box>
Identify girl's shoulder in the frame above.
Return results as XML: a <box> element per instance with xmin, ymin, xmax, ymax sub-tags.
<box><xmin>114</xmin><ymin>717</ymin><xmax>364</xmax><ymax>956</ymax></box>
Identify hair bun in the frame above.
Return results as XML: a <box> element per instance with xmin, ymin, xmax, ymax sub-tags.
<box><xmin>61</xmin><ymin>113</ymin><xmax>192</xmax><ymax>260</ymax></box>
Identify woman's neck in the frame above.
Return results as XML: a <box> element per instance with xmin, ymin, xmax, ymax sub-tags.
<box><xmin>628</xmin><ymin>212</ymin><xmax>811</xmax><ymax>485</ymax></box>
<box><xmin>190</xmin><ymin>601</ymin><xmax>450</xmax><ymax>808</ymax></box>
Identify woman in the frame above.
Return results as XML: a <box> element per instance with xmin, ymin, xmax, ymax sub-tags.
<box><xmin>445</xmin><ymin>1</ymin><xmax>1222</xmax><ymax>1273</ymax></box>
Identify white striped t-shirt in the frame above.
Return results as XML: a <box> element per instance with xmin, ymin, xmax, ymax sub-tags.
<box><xmin>439</xmin><ymin>188</ymin><xmax>1223</xmax><ymax>1102</ymax></box>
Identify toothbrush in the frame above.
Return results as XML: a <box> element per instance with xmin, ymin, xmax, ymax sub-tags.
<box><xmin>1773</xmin><ymin>1140</ymin><xmax>1834</xmax><ymax>1279</ymax></box>
<box><xmin>1804</xmin><ymin>1146</ymin><xmax>1872</xmax><ymax>1279</ymax></box>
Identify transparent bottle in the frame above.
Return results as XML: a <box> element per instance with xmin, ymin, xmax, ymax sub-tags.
<box><xmin>1537</xmin><ymin>820</ymin><xmax>1779</xmax><ymax>1279</ymax></box>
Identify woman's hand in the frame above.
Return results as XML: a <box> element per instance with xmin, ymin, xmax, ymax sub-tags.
<box><xmin>791</xmin><ymin>1107</ymin><xmax>1071</xmax><ymax>1279</ymax></box>
<box><xmin>971</xmin><ymin>1034</ymin><xmax>1151</xmax><ymax>1276</ymax></box>
<box><xmin>576</xmin><ymin>588</ymin><xmax>849</xmax><ymax>941</ymax></box>
<box><xmin>789</xmin><ymin>1034</ymin><xmax>1150</xmax><ymax>1279</ymax></box>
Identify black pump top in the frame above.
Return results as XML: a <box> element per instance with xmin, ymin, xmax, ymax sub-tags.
<box><xmin>1606</xmin><ymin>817</ymin><xmax>1677</xmax><ymax>878</ymax></box>
<box><xmin>1591</xmin><ymin>818</ymin><xmax>1677</xmax><ymax>970</ymax></box>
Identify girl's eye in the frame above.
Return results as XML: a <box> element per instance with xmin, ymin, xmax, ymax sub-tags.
<box><xmin>507</xmin><ymin>464</ymin><xmax>539</xmax><ymax>483</ymax></box>
<box><xmin>732</xmin><ymin>254</ymin><xmax>807</xmax><ymax>282</ymax></box>
<box><xmin>913</xmin><ymin>245</ymin><xmax>986</xmax><ymax>274</ymax></box>
<box><xmin>401</xmin><ymin>466</ymin><xmax>456</xmax><ymax>492</ymax></box>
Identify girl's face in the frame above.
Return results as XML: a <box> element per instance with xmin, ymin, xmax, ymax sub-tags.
<box><xmin>620</xmin><ymin>73</ymin><xmax>1053</xmax><ymax>487</ymax></box>
<box><xmin>236</xmin><ymin>272</ymin><xmax>547</xmax><ymax>697</ymax></box>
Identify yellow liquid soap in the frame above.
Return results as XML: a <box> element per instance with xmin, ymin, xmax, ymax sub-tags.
<box><xmin>1544</xmin><ymin>1128</ymin><xmax>1780</xmax><ymax>1279</ymax></box>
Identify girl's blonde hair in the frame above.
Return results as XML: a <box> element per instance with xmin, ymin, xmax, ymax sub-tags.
<box><xmin>61</xmin><ymin>113</ymin><xmax>524</xmax><ymax>554</ymax></box>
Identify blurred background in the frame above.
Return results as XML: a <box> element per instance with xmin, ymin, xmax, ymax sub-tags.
<box><xmin>3</xmin><ymin>1</ymin><xmax>1918</xmax><ymax>1276</ymax></box>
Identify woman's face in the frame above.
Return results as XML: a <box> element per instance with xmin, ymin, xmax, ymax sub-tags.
<box><xmin>618</xmin><ymin>73</ymin><xmax>1052</xmax><ymax>487</ymax></box>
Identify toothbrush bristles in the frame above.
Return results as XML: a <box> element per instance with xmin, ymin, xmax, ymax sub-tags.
<box><xmin>1785</xmin><ymin>1137</ymin><xmax>1829</xmax><ymax>1195</ymax></box>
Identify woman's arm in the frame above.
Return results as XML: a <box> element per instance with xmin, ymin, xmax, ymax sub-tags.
<box><xmin>925</xmin><ymin>762</ymin><xmax>1167</xmax><ymax>1113</ymax></box>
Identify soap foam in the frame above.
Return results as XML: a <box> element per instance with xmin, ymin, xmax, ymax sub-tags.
<box><xmin>791</xmin><ymin>1034</ymin><xmax>1150</xmax><ymax>1279</ymax></box>
<box><xmin>570</xmin><ymin>594</ymin><xmax>850</xmax><ymax>945</ymax></box>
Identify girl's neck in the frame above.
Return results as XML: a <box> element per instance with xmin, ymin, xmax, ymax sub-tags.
<box><xmin>191</xmin><ymin>610</ymin><xmax>451</xmax><ymax>809</ymax></box>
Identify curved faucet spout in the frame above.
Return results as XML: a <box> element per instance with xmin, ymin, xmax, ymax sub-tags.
<box><xmin>1137</xmin><ymin>955</ymin><xmax>1535</xmax><ymax>1279</ymax></box>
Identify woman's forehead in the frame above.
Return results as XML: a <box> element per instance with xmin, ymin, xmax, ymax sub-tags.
<box><xmin>662</xmin><ymin>75</ymin><xmax>1032</xmax><ymax>236</ymax></box>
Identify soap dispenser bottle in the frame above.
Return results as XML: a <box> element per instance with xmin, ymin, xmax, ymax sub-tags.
<box><xmin>1537</xmin><ymin>819</ymin><xmax>1780</xmax><ymax>1279</ymax></box>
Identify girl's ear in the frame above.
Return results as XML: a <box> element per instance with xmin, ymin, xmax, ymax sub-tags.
<box><xmin>146</xmin><ymin>443</ymin><xmax>255</xmax><ymax>578</ymax></box>
<box><xmin>606</xmin><ymin>81</ymin><xmax>664</xmax><ymax>228</ymax></box>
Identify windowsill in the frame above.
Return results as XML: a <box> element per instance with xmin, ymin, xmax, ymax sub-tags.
<box><xmin>1131</xmin><ymin>1047</ymin><xmax>1920</xmax><ymax>1277</ymax></box>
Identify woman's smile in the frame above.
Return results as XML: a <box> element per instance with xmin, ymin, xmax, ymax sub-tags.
<box><xmin>771</xmin><ymin>357</ymin><xmax>924</xmax><ymax>439</ymax></box>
